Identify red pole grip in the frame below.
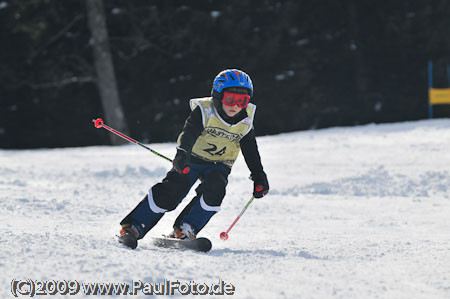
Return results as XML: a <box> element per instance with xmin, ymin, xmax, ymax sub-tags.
<box><xmin>92</xmin><ymin>118</ymin><xmax>137</xmax><ymax>144</ymax></box>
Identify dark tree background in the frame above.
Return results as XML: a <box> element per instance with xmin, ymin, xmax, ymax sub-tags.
<box><xmin>1</xmin><ymin>0</ymin><xmax>450</xmax><ymax>149</ymax></box>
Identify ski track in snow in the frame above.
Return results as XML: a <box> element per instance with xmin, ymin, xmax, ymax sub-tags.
<box><xmin>1</xmin><ymin>119</ymin><xmax>450</xmax><ymax>298</ymax></box>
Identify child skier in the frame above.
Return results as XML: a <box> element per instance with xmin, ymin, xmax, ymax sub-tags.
<box><xmin>118</xmin><ymin>69</ymin><xmax>269</xmax><ymax>249</ymax></box>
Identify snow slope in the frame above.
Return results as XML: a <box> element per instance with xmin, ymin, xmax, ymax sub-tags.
<box><xmin>1</xmin><ymin>119</ymin><xmax>449</xmax><ymax>298</ymax></box>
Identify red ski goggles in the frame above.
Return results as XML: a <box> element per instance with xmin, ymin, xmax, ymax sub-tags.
<box><xmin>222</xmin><ymin>92</ymin><xmax>250</xmax><ymax>108</ymax></box>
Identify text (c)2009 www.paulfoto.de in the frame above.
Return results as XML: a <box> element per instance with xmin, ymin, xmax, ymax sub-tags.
<box><xmin>11</xmin><ymin>279</ymin><xmax>236</xmax><ymax>296</ymax></box>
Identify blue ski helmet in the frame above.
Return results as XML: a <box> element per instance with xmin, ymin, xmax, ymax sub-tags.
<box><xmin>211</xmin><ymin>69</ymin><xmax>253</xmax><ymax>99</ymax></box>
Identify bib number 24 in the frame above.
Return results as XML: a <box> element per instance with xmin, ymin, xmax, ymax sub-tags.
<box><xmin>203</xmin><ymin>143</ymin><xmax>227</xmax><ymax>156</ymax></box>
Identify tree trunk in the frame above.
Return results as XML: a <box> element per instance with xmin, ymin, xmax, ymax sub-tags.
<box><xmin>85</xmin><ymin>0</ymin><xmax>128</xmax><ymax>145</ymax></box>
<box><xmin>347</xmin><ymin>2</ymin><xmax>368</xmax><ymax>101</ymax></box>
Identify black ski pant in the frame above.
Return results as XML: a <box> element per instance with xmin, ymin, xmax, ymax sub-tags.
<box><xmin>122</xmin><ymin>162</ymin><xmax>230</xmax><ymax>236</ymax></box>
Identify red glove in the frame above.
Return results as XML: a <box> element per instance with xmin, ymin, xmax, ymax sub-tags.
<box><xmin>173</xmin><ymin>148</ymin><xmax>191</xmax><ymax>174</ymax></box>
<box><xmin>251</xmin><ymin>172</ymin><xmax>269</xmax><ymax>198</ymax></box>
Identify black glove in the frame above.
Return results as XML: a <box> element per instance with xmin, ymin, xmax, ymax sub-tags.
<box><xmin>251</xmin><ymin>172</ymin><xmax>269</xmax><ymax>198</ymax></box>
<box><xmin>173</xmin><ymin>148</ymin><xmax>191</xmax><ymax>174</ymax></box>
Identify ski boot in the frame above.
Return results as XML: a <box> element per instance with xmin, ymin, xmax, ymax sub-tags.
<box><xmin>168</xmin><ymin>223</ymin><xmax>196</xmax><ymax>240</ymax></box>
<box><xmin>118</xmin><ymin>225</ymin><xmax>139</xmax><ymax>249</ymax></box>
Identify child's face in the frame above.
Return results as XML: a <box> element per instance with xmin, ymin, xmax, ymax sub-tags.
<box><xmin>222</xmin><ymin>102</ymin><xmax>243</xmax><ymax>117</ymax></box>
<box><xmin>221</xmin><ymin>87</ymin><xmax>248</xmax><ymax>117</ymax></box>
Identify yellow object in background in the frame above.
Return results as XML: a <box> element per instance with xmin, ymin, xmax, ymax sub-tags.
<box><xmin>429</xmin><ymin>88</ymin><xmax>450</xmax><ymax>105</ymax></box>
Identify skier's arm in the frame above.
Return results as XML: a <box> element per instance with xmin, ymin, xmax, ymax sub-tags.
<box><xmin>178</xmin><ymin>106</ymin><xmax>203</xmax><ymax>153</ymax></box>
<box><xmin>240</xmin><ymin>129</ymin><xmax>269</xmax><ymax>198</ymax></box>
<box><xmin>173</xmin><ymin>106</ymin><xmax>203</xmax><ymax>173</ymax></box>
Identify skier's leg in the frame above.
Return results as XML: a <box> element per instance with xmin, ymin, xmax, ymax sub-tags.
<box><xmin>120</xmin><ymin>195</ymin><xmax>164</xmax><ymax>239</ymax></box>
<box><xmin>120</xmin><ymin>168</ymin><xmax>197</xmax><ymax>245</ymax></box>
<box><xmin>175</xmin><ymin>169</ymin><xmax>229</xmax><ymax>236</ymax></box>
<box><xmin>171</xmin><ymin>163</ymin><xmax>210</xmax><ymax>230</ymax></box>
<box><xmin>173</xmin><ymin>194</ymin><xmax>200</xmax><ymax>229</ymax></box>
<box><xmin>150</xmin><ymin>168</ymin><xmax>195</xmax><ymax>212</ymax></box>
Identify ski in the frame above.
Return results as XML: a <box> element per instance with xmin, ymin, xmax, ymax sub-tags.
<box><xmin>152</xmin><ymin>237</ymin><xmax>212</xmax><ymax>253</ymax></box>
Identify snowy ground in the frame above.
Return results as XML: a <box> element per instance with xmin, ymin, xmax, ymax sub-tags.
<box><xmin>1</xmin><ymin>119</ymin><xmax>450</xmax><ymax>298</ymax></box>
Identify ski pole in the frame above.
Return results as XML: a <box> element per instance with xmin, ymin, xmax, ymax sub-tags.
<box><xmin>220</xmin><ymin>196</ymin><xmax>255</xmax><ymax>241</ymax></box>
<box><xmin>92</xmin><ymin>118</ymin><xmax>190</xmax><ymax>174</ymax></box>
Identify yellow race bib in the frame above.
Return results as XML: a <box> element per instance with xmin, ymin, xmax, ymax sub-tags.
<box><xmin>178</xmin><ymin>97</ymin><xmax>256</xmax><ymax>168</ymax></box>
